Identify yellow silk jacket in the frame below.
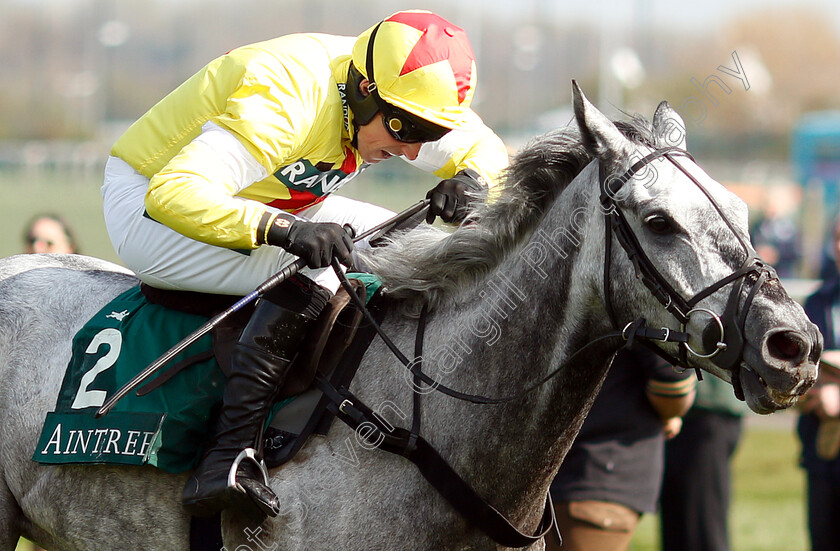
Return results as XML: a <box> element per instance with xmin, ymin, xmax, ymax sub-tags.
<box><xmin>112</xmin><ymin>33</ymin><xmax>508</xmax><ymax>250</ymax></box>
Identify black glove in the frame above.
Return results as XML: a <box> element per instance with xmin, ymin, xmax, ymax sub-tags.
<box><xmin>425</xmin><ymin>168</ymin><xmax>485</xmax><ymax>224</ymax></box>
<box><xmin>265</xmin><ymin>214</ymin><xmax>354</xmax><ymax>269</ymax></box>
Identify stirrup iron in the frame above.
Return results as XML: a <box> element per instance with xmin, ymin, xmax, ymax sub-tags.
<box><xmin>227</xmin><ymin>448</ymin><xmax>280</xmax><ymax>518</ymax></box>
<box><xmin>227</xmin><ymin>447</ymin><xmax>270</xmax><ymax>490</ymax></box>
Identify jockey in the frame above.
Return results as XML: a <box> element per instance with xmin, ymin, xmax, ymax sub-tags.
<box><xmin>101</xmin><ymin>11</ymin><xmax>508</xmax><ymax>518</ymax></box>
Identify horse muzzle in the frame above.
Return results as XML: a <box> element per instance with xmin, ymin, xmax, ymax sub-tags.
<box><xmin>739</xmin><ymin>324</ymin><xmax>821</xmax><ymax>414</ymax></box>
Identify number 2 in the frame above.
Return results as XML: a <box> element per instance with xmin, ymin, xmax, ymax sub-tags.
<box><xmin>71</xmin><ymin>328</ymin><xmax>122</xmax><ymax>409</ymax></box>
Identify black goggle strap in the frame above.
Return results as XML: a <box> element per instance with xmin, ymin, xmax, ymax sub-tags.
<box><xmin>363</xmin><ymin>22</ymin><xmax>399</xmax><ymax>135</ymax></box>
<box><xmin>364</xmin><ymin>22</ymin><xmax>382</xmax><ymax>100</ymax></box>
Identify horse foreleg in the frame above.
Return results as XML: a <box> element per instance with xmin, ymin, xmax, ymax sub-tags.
<box><xmin>0</xmin><ymin>479</ymin><xmax>22</xmax><ymax>551</ymax></box>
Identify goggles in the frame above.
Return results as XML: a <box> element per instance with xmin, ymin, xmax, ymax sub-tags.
<box><xmin>379</xmin><ymin>103</ymin><xmax>451</xmax><ymax>143</ymax></box>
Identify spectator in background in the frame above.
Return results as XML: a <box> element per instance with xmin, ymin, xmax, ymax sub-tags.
<box><xmin>22</xmin><ymin>213</ymin><xmax>78</xmax><ymax>254</ymax></box>
<box><xmin>797</xmin><ymin>217</ymin><xmax>840</xmax><ymax>551</ymax></box>
<box><xmin>20</xmin><ymin>213</ymin><xmax>76</xmax><ymax>551</ymax></box>
<box><xmin>659</xmin><ymin>374</ymin><xmax>750</xmax><ymax>551</ymax></box>
<box><xmin>546</xmin><ymin>347</ymin><xmax>696</xmax><ymax>551</ymax></box>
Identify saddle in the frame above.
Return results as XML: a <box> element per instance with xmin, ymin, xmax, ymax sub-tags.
<box><xmin>139</xmin><ymin>277</ymin><xmax>373</xmax><ymax>468</ymax></box>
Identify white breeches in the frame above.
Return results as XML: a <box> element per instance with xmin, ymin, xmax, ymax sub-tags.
<box><xmin>102</xmin><ymin>156</ymin><xmax>395</xmax><ymax>295</ymax></box>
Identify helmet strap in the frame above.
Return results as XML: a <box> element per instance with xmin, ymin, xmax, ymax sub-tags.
<box><xmin>345</xmin><ymin>63</ymin><xmax>379</xmax><ymax>148</ymax></box>
<box><xmin>346</xmin><ymin>21</ymin><xmax>385</xmax><ymax>148</ymax></box>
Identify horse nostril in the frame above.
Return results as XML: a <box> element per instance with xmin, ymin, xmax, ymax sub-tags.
<box><xmin>767</xmin><ymin>331</ymin><xmax>807</xmax><ymax>362</ymax></box>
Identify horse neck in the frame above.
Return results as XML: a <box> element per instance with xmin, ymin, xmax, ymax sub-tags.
<box><xmin>412</xmin><ymin>165</ymin><xmax>619</xmax><ymax>520</ymax></box>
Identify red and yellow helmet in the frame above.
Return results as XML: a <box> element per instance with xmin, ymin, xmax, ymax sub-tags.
<box><xmin>350</xmin><ymin>10</ymin><xmax>477</xmax><ymax>137</ymax></box>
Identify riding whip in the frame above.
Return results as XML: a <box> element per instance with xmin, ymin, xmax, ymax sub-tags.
<box><xmin>96</xmin><ymin>198</ymin><xmax>430</xmax><ymax>418</ymax></box>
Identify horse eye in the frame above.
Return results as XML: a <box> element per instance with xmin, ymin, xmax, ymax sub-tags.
<box><xmin>646</xmin><ymin>215</ymin><xmax>673</xmax><ymax>235</ymax></box>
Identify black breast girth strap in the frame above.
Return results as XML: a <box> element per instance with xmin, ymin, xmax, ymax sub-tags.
<box><xmin>314</xmin><ymin>374</ymin><xmax>558</xmax><ymax>549</ymax></box>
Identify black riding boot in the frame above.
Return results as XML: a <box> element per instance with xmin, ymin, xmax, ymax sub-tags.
<box><xmin>182</xmin><ymin>278</ymin><xmax>330</xmax><ymax>518</ymax></box>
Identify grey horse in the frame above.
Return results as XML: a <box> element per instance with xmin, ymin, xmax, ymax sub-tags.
<box><xmin>0</xmin><ymin>85</ymin><xmax>821</xmax><ymax>550</ymax></box>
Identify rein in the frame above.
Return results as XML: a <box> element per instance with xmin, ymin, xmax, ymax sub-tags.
<box><xmin>332</xmin><ymin>261</ymin><xmax>679</xmax><ymax>406</ymax></box>
<box><xmin>328</xmin><ymin>152</ymin><xmax>725</xmax><ymax>408</ymax></box>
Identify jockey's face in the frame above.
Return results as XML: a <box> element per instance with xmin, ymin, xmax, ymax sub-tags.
<box><xmin>356</xmin><ymin>112</ymin><xmax>423</xmax><ymax>164</ymax></box>
<box><xmin>354</xmin><ymin>78</ymin><xmax>423</xmax><ymax>164</ymax></box>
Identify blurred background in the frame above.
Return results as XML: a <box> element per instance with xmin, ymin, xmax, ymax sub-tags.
<box><xmin>5</xmin><ymin>0</ymin><xmax>840</xmax><ymax>276</ymax></box>
<box><xmin>4</xmin><ymin>0</ymin><xmax>840</xmax><ymax>549</ymax></box>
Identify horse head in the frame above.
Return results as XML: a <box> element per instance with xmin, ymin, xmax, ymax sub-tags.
<box><xmin>573</xmin><ymin>81</ymin><xmax>822</xmax><ymax>414</ymax></box>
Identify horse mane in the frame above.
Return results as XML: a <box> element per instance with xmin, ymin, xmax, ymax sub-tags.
<box><xmin>361</xmin><ymin>115</ymin><xmax>662</xmax><ymax>315</ymax></box>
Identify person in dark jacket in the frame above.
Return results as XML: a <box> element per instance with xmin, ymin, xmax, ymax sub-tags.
<box><xmin>546</xmin><ymin>346</ymin><xmax>696</xmax><ymax>551</ymax></box>
<box><xmin>797</xmin><ymin>218</ymin><xmax>840</xmax><ymax>551</ymax></box>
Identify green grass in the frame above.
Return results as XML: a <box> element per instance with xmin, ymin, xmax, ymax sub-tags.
<box><xmin>0</xmin><ymin>167</ymin><xmax>120</xmax><ymax>264</ymax></box>
<box><xmin>632</xmin><ymin>424</ymin><xmax>808</xmax><ymax>551</ymax></box>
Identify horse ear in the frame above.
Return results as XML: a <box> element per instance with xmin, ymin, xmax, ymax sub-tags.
<box><xmin>652</xmin><ymin>100</ymin><xmax>687</xmax><ymax>149</ymax></box>
<box><xmin>572</xmin><ymin>80</ymin><xmax>633</xmax><ymax>161</ymax></box>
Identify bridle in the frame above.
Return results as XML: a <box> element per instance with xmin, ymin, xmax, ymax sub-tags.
<box><xmin>600</xmin><ymin>145</ymin><xmax>778</xmax><ymax>396</ymax></box>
